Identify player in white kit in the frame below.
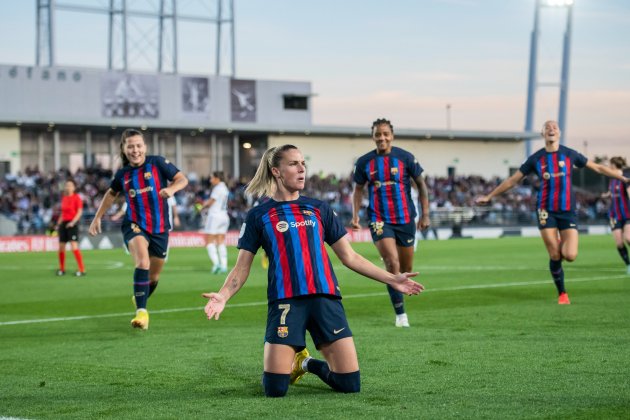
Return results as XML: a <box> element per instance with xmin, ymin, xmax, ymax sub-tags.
<box><xmin>202</xmin><ymin>171</ymin><xmax>230</xmax><ymax>274</ymax></box>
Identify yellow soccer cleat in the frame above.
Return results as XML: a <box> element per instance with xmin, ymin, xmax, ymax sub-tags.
<box><xmin>131</xmin><ymin>309</ymin><xmax>149</xmax><ymax>330</ymax></box>
<box><xmin>289</xmin><ymin>348</ymin><xmax>310</xmax><ymax>385</ymax></box>
<box><xmin>261</xmin><ymin>254</ymin><xmax>269</xmax><ymax>269</ymax></box>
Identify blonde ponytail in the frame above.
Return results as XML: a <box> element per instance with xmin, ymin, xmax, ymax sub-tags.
<box><xmin>246</xmin><ymin>144</ymin><xmax>297</xmax><ymax>197</ymax></box>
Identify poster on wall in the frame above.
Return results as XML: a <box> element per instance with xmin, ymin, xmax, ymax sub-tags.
<box><xmin>230</xmin><ymin>79</ymin><xmax>256</xmax><ymax>122</ymax></box>
<box><xmin>101</xmin><ymin>73</ymin><xmax>159</xmax><ymax>118</ymax></box>
<box><xmin>181</xmin><ymin>77</ymin><xmax>210</xmax><ymax>115</ymax></box>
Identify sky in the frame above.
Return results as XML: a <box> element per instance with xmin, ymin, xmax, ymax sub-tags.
<box><xmin>0</xmin><ymin>0</ymin><xmax>629</xmax><ymax>158</ymax></box>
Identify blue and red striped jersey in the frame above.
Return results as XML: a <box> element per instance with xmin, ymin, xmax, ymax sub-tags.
<box><xmin>608</xmin><ymin>178</ymin><xmax>630</xmax><ymax>221</ymax></box>
<box><xmin>519</xmin><ymin>145</ymin><xmax>587</xmax><ymax>212</ymax></box>
<box><xmin>238</xmin><ymin>196</ymin><xmax>347</xmax><ymax>303</ymax></box>
<box><xmin>353</xmin><ymin>146</ymin><xmax>422</xmax><ymax>224</ymax></box>
<box><xmin>110</xmin><ymin>155</ymin><xmax>180</xmax><ymax>234</ymax></box>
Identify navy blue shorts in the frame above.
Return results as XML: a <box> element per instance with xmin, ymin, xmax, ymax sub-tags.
<box><xmin>537</xmin><ymin>210</ymin><xmax>578</xmax><ymax>231</ymax></box>
<box><xmin>610</xmin><ymin>217</ymin><xmax>629</xmax><ymax>231</ymax></box>
<box><xmin>58</xmin><ymin>221</ymin><xmax>79</xmax><ymax>243</ymax></box>
<box><xmin>369</xmin><ymin>221</ymin><xmax>416</xmax><ymax>247</ymax></box>
<box><xmin>122</xmin><ymin>221</ymin><xmax>169</xmax><ymax>259</ymax></box>
<box><xmin>265</xmin><ymin>295</ymin><xmax>352</xmax><ymax>350</ymax></box>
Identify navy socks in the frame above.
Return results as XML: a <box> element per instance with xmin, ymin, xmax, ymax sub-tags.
<box><xmin>133</xmin><ymin>268</ymin><xmax>150</xmax><ymax>309</ymax></box>
<box><xmin>549</xmin><ymin>259</ymin><xmax>565</xmax><ymax>294</ymax></box>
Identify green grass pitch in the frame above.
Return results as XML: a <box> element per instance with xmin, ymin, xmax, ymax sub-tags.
<box><xmin>1</xmin><ymin>235</ymin><xmax>629</xmax><ymax>419</ymax></box>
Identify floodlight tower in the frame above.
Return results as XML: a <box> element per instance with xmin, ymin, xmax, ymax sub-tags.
<box><xmin>524</xmin><ymin>0</ymin><xmax>574</xmax><ymax>155</ymax></box>
<box><xmin>34</xmin><ymin>0</ymin><xmax>236</xmax><ymax>76</ymax></box>
<box><xmin>36</xmin><ymin>0</ymin><xmax>55</xmax><ymax>66</ymax></box>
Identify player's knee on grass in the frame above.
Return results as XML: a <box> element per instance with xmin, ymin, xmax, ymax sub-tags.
<box><xmin>262</xmin><ymin>372</ymin><xmax>290</xmax><ymax>397</ymax></box>
<box><xmin>329</xmin><ymin>371</ymin><xmax>360</xmax><ymax>393</ymax></box>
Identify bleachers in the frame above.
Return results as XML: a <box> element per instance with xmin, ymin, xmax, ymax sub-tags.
<box><xmin>0</xmin><ymin>167</ymin><xmax>611</xmax><ymax>236</ymax></box>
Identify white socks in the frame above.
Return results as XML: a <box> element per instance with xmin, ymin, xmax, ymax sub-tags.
<box><xmin>218</xmin><ymin>244</ymin><xmax>228</xmax><ymax>270</ymax></box>
<box><xmin>206</xmin><ymin>243</ymin><xmax>219</xmax><ymax>267</ymax></box>
<box><xmin>207</xmin><ymin>243</ymin><xmax>228</xmax><ymax>270</ymax></box>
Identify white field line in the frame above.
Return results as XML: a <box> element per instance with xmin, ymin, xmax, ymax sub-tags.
<box><xmin>0</xmin><ymin>274</ymin><xmax>625</xmax><ymax>327</ymax></box>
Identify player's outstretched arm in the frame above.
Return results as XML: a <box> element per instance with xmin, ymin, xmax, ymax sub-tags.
<box><xmin>160</xmin><ymin>172</ymin><xmax>188</xmax><ymax>199</ymax></box>
<box><xmin>585</xmin><ymin>161</ymin><xmax>630</xmax><ymax>184</ymax></box>
<box><xmin>330</xmin><ymin>237</ymin><xmax>424</xmax><ymax>296</ymax></box>
<box><xmin>202</xmin><ymin>249</ymin><xmax>255</xmax><ymax>320</ymax></box>
<box><xmin>475</xmin><ymin>170</ymin><xmax>524</xmax><ymax>205</ymax></box>
<box><xmin>350</xmin><ymin>183</ymin><xmax>365</xmax><ymax>231</ymax></box>
<box><xmin>88</xmin><ymin>189</ymin><xmax>119</xmax><ymax>236</ymax></box>
<box><xmin>414</xmin><ymin>175</ymin><xmax>431</xmax><ymax>230</ymax></box>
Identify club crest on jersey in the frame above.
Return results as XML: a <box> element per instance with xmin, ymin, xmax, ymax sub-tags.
<box><xmin>537</xmin><ymin>209</ymin><xmax>548</xmax><ymax>226</ymax></box>
<box><xmin>558</xmin><ymin>161</ymin><xmax>565</xmax><ymax>168</ymax></box>
<box><xmin>390</xmin><ymin>167</ymin><xmax>399</xmax><ymax>176</ymax></box>
<box><xmin>144</xmin><ymin>172</ymin><xmax>152</xmax><ymax>179</ymax></box>
<box><xmin>302</xmin><ymin>209</ymin><xmax>314</xmax><ymax>216</ymax></box>
<box><xmin>371</xmin><ymin>221</ymin><xmax>384</xmax><ymax>236</ymax></box>
<box><xmin>277</xmin><ymin>326</ymin><xmax>288</xmax><ymax>338</ymax></box>
<box><xmin>131</xmin><ymin>223</ymin><xmax>141</xmax><ymax>233</ymax></box>
<box><xmin>276</xmin><ymin>221</ymin><xmax>289</xmax><ymax>233</ymax></box>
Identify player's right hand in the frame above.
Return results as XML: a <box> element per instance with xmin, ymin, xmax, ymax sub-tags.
<box><xmin>350</xmin><ymin>217</ymin><xmax>361</xmax><ymax>231</ymax></box>
<box><xmin>202</xmin><ymin>292</ymin><xmax>226</xmax><ymax>320</ymax></box>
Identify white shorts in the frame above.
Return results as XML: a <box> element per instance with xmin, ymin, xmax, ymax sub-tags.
<box><xmin>203</xmin><ymin>212</ymin><xmax>230</xmax><ymax>234</ymax></box>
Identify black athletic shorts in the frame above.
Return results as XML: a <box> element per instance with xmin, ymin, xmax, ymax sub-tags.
<box><xmin>265</xmin><ymin>295</ymin><xmax>352</xmax><ymax>350</ymax></box>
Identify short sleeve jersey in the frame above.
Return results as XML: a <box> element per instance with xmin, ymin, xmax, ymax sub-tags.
<box><xmin>353</xmin><ymin>146</ymin><xmax>422</xmax><ymax>224</ymax></box>
<box><xmin>208</xmin><ymin>182</ymin><xmax>229</xmax><ymax>215</ymax></box>
<box><xmin>519</xmin><ymin>145</ymin><xmax>587</xmax><ymax>212</ymax></box>
<box><xmin>238</xmin><ymin>196</ymin><xmax>347</xmax><ymax>303</ymax></box>
<box><xmin>608</xmin><ymin>177</ymin><xmax>630</xmax><ymax>220</ymax></box>
<box><xmin>60</xmin><ymin>193</ymin><xmax>83</xmax><ymax>222</ymax></box>
<box><xmin>110</xmin><ymin>155</ymin><xmax>180</xmax><ymax>234</ymax></box>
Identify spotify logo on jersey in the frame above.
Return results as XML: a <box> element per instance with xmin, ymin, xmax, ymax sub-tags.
<box><xmin>276</xmin><ymin>219</ymin><xmax>316</xmax><ymax>232</ymax></box>
<box><xmin>276</xmin><ymin>221</ymin><xmax>289</xmax><ymax>232</ymax></box>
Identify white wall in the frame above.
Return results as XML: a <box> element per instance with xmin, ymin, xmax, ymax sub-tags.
<box><xmin>0</xmin><ymin>64</ymin><xmax>312</xmax><ymax>128</ymax></box>
<box><xmin>0</xmin><ymin>127</ymin><xmax>20</xmax><ymax>173</ymax></box>
<box><xmin>269</xmin><ymin>135</ymin><xmax>525</xmax><ymax>179</ymax></box>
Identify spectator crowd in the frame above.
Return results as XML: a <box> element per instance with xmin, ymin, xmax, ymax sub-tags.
<box><xmin>0</xmin><ymin>166</ymin><xmax>612</xmax><ymax>236</ymax></box>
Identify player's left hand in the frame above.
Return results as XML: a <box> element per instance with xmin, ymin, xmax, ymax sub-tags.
<box><xmin>418</xmin><ymin>215</ymin><xmax>430</xmax><ymax>230</ymax></box>
<box><xmin>475</xmin><ymin>195</ymin><xmax>491</xmax><ymax>205</ymax></box>
<box><xmin>88</xmin><ymin>219</ymin><xmax>101</xmax><ymax>236</ymax></box>
<box><xmin>159</xmin><ymin>188</ymin><xmax>172</xmax><ymax>198</ymax></box>
<box><xmin>202</xmin><ymin>292</ymin><xmax>226</xmax><ymax>320</ymax></box>
<box><xmin>391</xmin><ymin>272</ymin><xmax>424</xmax><ymax>296</ymax></box>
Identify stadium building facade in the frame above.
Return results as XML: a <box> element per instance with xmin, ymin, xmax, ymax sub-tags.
<box><xmin>0</xmin><ymin>63</ymin><xmax>538</xmax><ymax>180</ymax></box>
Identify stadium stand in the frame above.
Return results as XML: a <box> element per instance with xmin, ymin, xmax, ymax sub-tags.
<box><xmin>0</xmin><ymin>167</ymin><xmax>611</xmax><ymax>236</ymax></box>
